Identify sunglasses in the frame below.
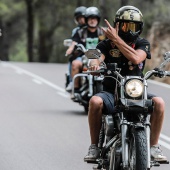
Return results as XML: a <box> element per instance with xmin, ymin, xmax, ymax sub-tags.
<box><xmin>119</xmin><ymin>22</ymin><xmax>141</xmax><ymax>33</ymax></box>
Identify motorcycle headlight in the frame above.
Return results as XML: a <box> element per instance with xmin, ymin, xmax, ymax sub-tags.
<box><xmin>125</xmin><ymin>79</ymin><xmax>144</xmax><ymax>98</ymax></box>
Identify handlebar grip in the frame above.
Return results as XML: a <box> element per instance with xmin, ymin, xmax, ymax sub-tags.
<box><xmin>83</xmin><ymin>69</ymin><xmax>105</xmax><ymax>74</ymax></box>
<box><xmin>164</xmin><ymin>71</ymin><xmax>170</xmax><ymax>76</ymax></box>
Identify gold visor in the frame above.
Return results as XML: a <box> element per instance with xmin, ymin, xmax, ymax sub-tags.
<box><xmin>119</xmin><ymin>22</ymin><xmax>140</xmax><ymax>33</ymax></box>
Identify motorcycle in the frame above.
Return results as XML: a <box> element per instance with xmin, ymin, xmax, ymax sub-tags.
<box><xmin>83</xmin><ymin>50</ymin><xmax>170</xmax><ymax>170</ymax></box>
<box><xmin>63</xmin><ymin>39</ymin><xmax>103</xmax><ymax>112</ymax></box>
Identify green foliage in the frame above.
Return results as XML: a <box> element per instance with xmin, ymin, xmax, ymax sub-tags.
<box><xmin>9</xmin><ymin>34</ymin><xmax>28</xmax><ymax>62</ymax></box>
<box><xmin>0</xmin><ymin>1</ymin><xmax>25</xmax><ymax>20</ymax></box>
<box><xmin>1</xmin><ymin>0</ymin><xmax>170</xmax><ymax>62</ymax></box>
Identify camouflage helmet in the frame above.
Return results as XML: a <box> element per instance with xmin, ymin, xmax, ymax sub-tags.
<box><xmin>115</xmin><ymin>6</ymin><xmax>143</xmax><ymax>22</ymax></box>
<box><xmin>114</xmin><ymin>6</ymin><xmax>144</xmax><ymax>43</ymax></box>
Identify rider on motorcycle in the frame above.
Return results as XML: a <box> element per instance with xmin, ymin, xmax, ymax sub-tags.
<box><xmin>84</xmin><ymin>5</ymin><xmax>167</xmax><ymax>163</ymax></box>
<box><xmin>65</xmin><ymin>6</ymin><xmax>105</xmax><ymax>92</ymax></box>
<box><xmin>72</xmin><ymin>6</ymin><xmax>87</xmax><ymax>36</ymax></box>
<box><xmin>65</xmin><ymin>6</ymin><xmax>87</xmax><ymax>87</ymax></box>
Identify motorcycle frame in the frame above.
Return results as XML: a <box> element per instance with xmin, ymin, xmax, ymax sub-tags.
<box><xmin>71</xmin><ymin>73</ymin><xmax>93</xmax><ymax>102</ymax></box>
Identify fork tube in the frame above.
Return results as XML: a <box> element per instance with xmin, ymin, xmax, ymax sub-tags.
<box><xmin>143</xmin><ymin>79</ymin><xmax>151</xmax><ymax>168</ymax></box>
<box><xmin>145</xmin><ymin>115</ymin><xmax>151</xmax><ymax>169</ymax></box>
<box><xmin>88</xmin><ymin>74</ymin><xmax>93</xmax><ymax>97</ymax></box>
<box><xmin>143</xmin><ymin>79</ymin><xmax>148</xmax><ymax>100</ymax></box>
<box><xmin>121</xmin><ymin>118</ymin><xmax>129</xmax><ymax>168</ymax></box>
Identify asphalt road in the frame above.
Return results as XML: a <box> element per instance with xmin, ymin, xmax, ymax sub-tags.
<box><xmin>0</xmin><ymin>61</ymin><xmax>169</xmax><ymax>170</ymax></box>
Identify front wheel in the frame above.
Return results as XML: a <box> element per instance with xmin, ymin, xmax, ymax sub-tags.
<box><xmin>129</xmin><ymin>128</ymin><xmax>148</xmax><ymax>170</ymax></box>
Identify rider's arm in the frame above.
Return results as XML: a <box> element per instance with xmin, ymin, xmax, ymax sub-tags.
<box><xmin>65</xmin><ymin>41</ymin><xmax>77</xmax><ymax>56</ymax></box>
<box><xmin>111</xmin><ymin>36</ymin><xmax>146</xmax><ymax>65</ymax></box>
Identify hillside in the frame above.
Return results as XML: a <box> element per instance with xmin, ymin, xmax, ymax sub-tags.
<box><xmin>146</xmin><ymin>21</ymin><xmax>170</xmax><ymax>85</ymax></box>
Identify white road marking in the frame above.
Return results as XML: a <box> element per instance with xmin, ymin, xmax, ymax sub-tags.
<box><xmin>159</xmin><ymin>140</ymin><xmax>170</xmax><ymax>150</ymax></box>
<box><xmin>32</xmin><ymin>78</ymin><xmax>42</xmax><ymax>85</ymax></box>
<box><xmin>160</xmin><ymin>134</ymin><xmax>170</xmax><ymax>142</ymax></box>
<box><xmin>1</xmin><ymin>62</ymin><xmax>66</xmax><ymax>93</ymax></box>
<box><xmin>57</xmin><ymin>91</ymin><xmax>70</xmax><ymax>98</ymax></box>
<box><xmin>159</xmin><ymin>134</ymin><xmax>170</xmax><ymax>150</ymax></box>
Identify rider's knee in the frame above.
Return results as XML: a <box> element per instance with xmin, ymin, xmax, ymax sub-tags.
<box><xmin>72</xmin><ymin>60</ymin><xmax>82</xmax><ymax>68</ymax></box>
<box><xmin>152</xmin><ymin>97</ymin><xmax>165</xmax><ymax>113</ymax></box>
<box><xmin>89</xmin><ymin>96</ymin><xmax>103</xmax><ymax>109</ymax></box>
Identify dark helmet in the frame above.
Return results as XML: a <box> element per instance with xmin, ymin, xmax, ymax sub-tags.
<box><xmin>74</xmin><ymin>6</ymin><xmax>87</xmax><ymax>22</ymax></box>
<box><xmin>114</xmin><ymin>5</ymin><xmax>144</xmax><ymax>43</ymax></box>
<box><xmin>85</xmin><ymin>7</ymin><xmax>101</xmax><ymax>24</ymax></box>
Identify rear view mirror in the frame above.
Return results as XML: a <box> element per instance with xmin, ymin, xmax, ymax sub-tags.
<box><xmin>159</xmin><ymin>51</ymin><xmax>170</xmax><ymax>69</ymax></box>
<box><xmin>164</xmin><ymin>51</ymin><xmax>170</xmax><ymax>60</ymax></box>
<box><xmin>63</xmin><ymin>39</ymin><xmax>72</xmax><ymax>47</ymax></box>
<box><xmin>85</xmin><ymin>49</ymin><xmax>101</xmax><ymax>59</ymax></box>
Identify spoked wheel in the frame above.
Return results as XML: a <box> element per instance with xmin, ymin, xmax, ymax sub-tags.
<box><xmin>129</xmin><ymin>128</ymin><xmax>148</xmax><ymax>170</ymax></box>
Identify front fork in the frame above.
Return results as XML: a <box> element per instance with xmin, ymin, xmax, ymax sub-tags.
<box><xmin>121</xmin><ymin>117</ymin><xmax>129</xmax><ymax>169</ymax></box>
<box><xmin>121</xmin><ymin>115</ymin><xmax>151</xmax><ymax>169</ymax></box>
<box><xmin>145</xmin><ymin>115</ymin><xmax>151</xmax><ymax>169</ymax></box>
<box><xmin>143</xmin><ymin>79</ymin><xmax>151</xmax><ymax>169</ymax></box>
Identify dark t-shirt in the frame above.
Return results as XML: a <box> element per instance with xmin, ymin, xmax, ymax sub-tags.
<box><xmin>96</xmin><ymin>37</ymin><xmax>151</xmax><ymax>91</ymax></box>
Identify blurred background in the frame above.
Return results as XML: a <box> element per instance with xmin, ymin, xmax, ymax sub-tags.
<box><xmin>0</xmin><ymin>0</ymin><xmax>170</xmax><ymax>83</ymax></box>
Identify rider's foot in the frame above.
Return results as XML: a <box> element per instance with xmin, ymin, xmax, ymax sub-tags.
<box><xmin>84</xmin><ymin>144</ymin><xmax>100</xmax><ymax>162</ymax></box>
<box><xmin>151</xmin><ymin>144</ymin><xmax>167</xmax><ymax>162</ymax></box>
<box><xmin>66</xmin><ymin>82</ymin><xmax>73</xmax><ymax>92</ymax></box>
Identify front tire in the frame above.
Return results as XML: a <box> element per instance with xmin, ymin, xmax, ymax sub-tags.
<box><xmin>129</xmin><ymin>128</ymin><xmax>148</xmax><ymax>170</ymax></box>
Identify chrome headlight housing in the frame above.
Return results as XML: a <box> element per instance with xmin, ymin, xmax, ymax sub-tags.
<box><xmin>125</xmin><ymin>79</ymin><xmax>144</xmax><ymax>98</ymax></box>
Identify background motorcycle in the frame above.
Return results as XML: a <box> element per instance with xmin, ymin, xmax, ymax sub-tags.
<box><xmin>84</xmin><ymin>51</ymin><xmax>170</xmax><ymax>170</ymax></box>
<box><xmin>63</xmin><ymin>39</ymin><xmax>103</xmax><ymax>113</ymax></box>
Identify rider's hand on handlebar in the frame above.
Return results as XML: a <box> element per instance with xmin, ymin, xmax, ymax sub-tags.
<box><xmin>65</xmin><ymin>48</ymin><xmax>73</xmax><ymax>56</ymax></box>
<box><xmin>88</xmin><ymin>64</ymin><xmax>100</xmax><ymax>71</ymax></box>
<box><xmin>88</xmin><ymin>64</ymin><xmax>100</xmax><ymax>75</ymax></box>
<box><xmin>65</xmin><ymin>41</ymin><xmax>77</xmax><ymax>56</ymax></box>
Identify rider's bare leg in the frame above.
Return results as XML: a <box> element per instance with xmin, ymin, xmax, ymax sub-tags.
<box><xmin>88</xmin><ymin>96</ymin><xmax>103</xmax><ymax>145</ymax></box>
<box><xmin>150</xmin><ymin>97</ymin><xmax>165</xmax><ymax>146</ymax></box>
<box><xmin>71</xmin><ymin>60</ymin><xmax>82</xmax><ymax>88</ymax></box>
<box><xmin>84</xmin><ymin>96</ymin><xmax>103</xmax><ymax>161</ymax></box>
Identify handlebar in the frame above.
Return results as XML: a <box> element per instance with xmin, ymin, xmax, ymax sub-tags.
<box><xmin>83</xmin><ymin>66</ymin><xmax>170</xmax><ymax>80</ymax></box>
<box><xmin>164</xmin><ymin>71</ymin><xmax>170</xmax><ymax>76</ymax></box>
<box><xmin>76</xmin><ymin>44</ymin><xmax>87</xmax><ymax>53</ymax></box>
<box><xmin>144</xmin><ymin>69</ymin><xmax>170</xmax><ymax>79</ymax></box>
<box><xmin>83</xmin><ymin>67</ymin><xmax>124</xmax><ymax>80</ymax></box>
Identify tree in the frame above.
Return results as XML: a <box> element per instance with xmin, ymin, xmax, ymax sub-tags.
<box><xmin>121</xmin><ymin>0</ymin><xmax>129</xmax><ymax>6</ymax></box>
<box><xmin>25</xmin><ymin>0</ymin><xmax>34</xmax><ymax>62</ymax></box>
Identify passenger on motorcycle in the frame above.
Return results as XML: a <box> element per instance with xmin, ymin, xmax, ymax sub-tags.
<box><xmin>84</xmin><ymin>5</ymin><xmax>167</xmax><ymax>163</ymax></box>
<box><xmin>72</xmin><ymin>6</ymin><xmax>87</xmax><ymax>37</ymax></box>
<box><xmin>65</xmin><ymin>6</ymin><xmax>105</xmax><ymax>92</ymax></box>
<box><xmin>65</xmin><ymin>6</ymin><xmax>87</xmax><ymax>86</ymax></box>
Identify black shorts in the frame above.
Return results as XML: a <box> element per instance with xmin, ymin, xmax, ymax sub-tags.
<box><xmin>95</xmin><ymin>91</ymin><xmax>156</xmax><ymax>115</ymax></box>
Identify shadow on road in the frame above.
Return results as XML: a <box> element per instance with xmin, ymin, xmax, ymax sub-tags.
<box><xmin>62</xmin><ymin>110</ymin><xmax>88</xmax><ymax>116</ymax></box>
